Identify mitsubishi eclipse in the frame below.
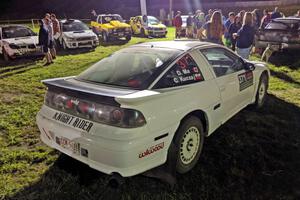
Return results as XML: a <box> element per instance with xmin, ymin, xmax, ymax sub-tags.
<box><xmin>36</xmin><ymin>41</ymin><xmax>270</xmax><ymax>177</ymax></box>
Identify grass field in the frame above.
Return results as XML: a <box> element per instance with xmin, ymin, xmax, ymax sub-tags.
<box><xmin>0</xmin><ymin>27</ymin><xmax>299</xmax><ymax>200</ymax></box>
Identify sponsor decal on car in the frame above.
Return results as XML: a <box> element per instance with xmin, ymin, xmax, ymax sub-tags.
<box><xmin>52</xmin><ymin>112</ymin><xmax>93</xmax><ymax>133</ymax></box>
<box><xmin>238</xmin><ymin>71</ymin><xmax>254</xmax><ymax>91</ymax></box>
<box><xmin>139</xmin><ymin>142</ymin><xmax>164</xmax><ymax>158</ymax></box>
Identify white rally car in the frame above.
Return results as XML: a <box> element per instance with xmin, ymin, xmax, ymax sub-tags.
<box><xmin>0</xmin><ymin>25</ymin><xmax>41</xmax><ymax>61</ymax></box>
<box><xmin>58</xmin><ymin>19</ymin><xmax>99</xmax><ymax>50</ymax></box>
<box><xmin>36</xmin><ymin>41</ymin><xmax>270</xmax><ymax>177</ymax></box>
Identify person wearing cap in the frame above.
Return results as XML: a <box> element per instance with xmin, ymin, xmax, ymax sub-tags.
<box><xmin>173</xmin><ymin>11</ymin><xmax>183</xmax><ymax>38</ymax></box>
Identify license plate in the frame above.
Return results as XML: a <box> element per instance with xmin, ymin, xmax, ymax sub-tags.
<box><xmin>56</xmin><ymin>136</ymin><xmax>80</xmax><ymax>154</ymax></box>
<box><xmin>118</xmin><ymin>33</ymin><xmax>124</xmax><ymax>36</ymax></box>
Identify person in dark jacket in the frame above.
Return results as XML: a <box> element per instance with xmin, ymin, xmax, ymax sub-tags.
<box><xmin>234</xmin><ymin>12</ymin><xmax>255</xmax><ymax>59</ymax></box>
<box><xmin>38</xmin><ymin>18</ymin><xmax>52</xmax><ymax>66</ymax></box>
<box><xmin>224</xmin><ymin>12</ymin><xmax>235</xmax><ymax>47</ymax></box>
<box><xmin>271</xmin><ymin>7</ymin><xmax>282</xmax><ymax>19</ymax></box>
<box><xmin>228</xmin><ymin>15</ymin><xmax>242</xmax><ymax>51</ymax></box>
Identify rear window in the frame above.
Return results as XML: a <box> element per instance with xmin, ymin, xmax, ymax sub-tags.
<box><xmin>265</xmin><ymin>22</ymin><xmax>288</xmax><ymax>30</ymax></box>
<box><xmin>77</xmin><ymin>48</ymin><xmax>181</xmax><ymax>89</ymax></box>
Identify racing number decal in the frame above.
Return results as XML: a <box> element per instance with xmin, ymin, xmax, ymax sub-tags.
<box><xmin>238</xmin><ymin>71</ymin><xmax>254</xmax><ymax>91</ymax></box>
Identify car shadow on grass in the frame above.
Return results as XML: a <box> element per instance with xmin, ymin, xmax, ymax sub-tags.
<box><xmin>99</xmin><ymin>39</ymin><xmax>130</xmax><ymax>47</ymax></box>
<box><xmin>56</xmin><ymin>48</ymin><xmax>96</xmax><ymax>56</ymax></box>
<box><xmin>0</xmin><ymin>56</ymin><xmax>43</xmax><ymax>68</ymax></box>
<box><xmin>6</xmin><ymin>95</ymin><xmax>300</xmax><ymax>200</ymax></box>
<box><xmin>269</xmin><ymin>50</ymin><xmax>300</xmax><ymax>69</ymax></box>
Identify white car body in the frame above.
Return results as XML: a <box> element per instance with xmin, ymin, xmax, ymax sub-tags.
<box><xmin>36</xmin><ymin>41</ymin><xmax>270</xmax><ymax>177</ymax></box>
<box><xmin>59</xmin><ymin>19</ymin><xmax>99</xmax><ymax>49</ymax></box>
<box><xmin>0</xmin><ymin>25</ymin><xmax>41</xmax><ymax>59</ymax></box>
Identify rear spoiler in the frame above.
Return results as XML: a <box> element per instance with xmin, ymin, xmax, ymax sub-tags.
<box><xmin>42</xmin><ymin>76</ymin><xmax>137</xmax><ymax>106</ymax></box>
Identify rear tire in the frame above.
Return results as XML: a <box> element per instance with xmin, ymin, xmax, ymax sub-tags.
<box><xmin>254</xmin><ymin>74</ymin><xmax>268</xmax><ymax>109</ymax></box>
<box><xmin>125</xmin><ymin>35</ymin><xmax>131</xmax><ymax>41</ymax></box>
<box><xmin>169</xmin><ymin>116</ymin><xmax>204</xmax><ymax>174</ymax></box>
<box><xmin>141</xmin><ymin>28</ymin><xmax>146</xmax><ymax>37</ymax></box>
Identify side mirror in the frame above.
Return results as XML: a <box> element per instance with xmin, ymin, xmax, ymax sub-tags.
<box><xmin>245</xmin><ymin>62</ymin><xmax>256</xmax><ymax>71</ymax></box>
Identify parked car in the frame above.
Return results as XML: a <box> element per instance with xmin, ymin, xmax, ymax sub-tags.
<box><xmin>36</xmin><ymin>41</ymin><xmax>269</xmax><ymax>177</ymax></box>
<box><xmin>129</xmin><ymin>15</ymin><xmax>167</xmax><ymax>37</ymax></box>
<box><xmin>0</xmin><ymin>25</ymin><xmax>42</xmax><ymax>61</ymax></box>
<box><xmin>91</xmin><ymin>14</ymin><xmax>132</xmax><ymax>42</ymax></box>
<box><xmin>255</xmin><ymin>17</ymin><xmax>300</xmax><ymax>50</ymax></box>
<box><xmin>58</xmin><ymin>19</ymin><xmax>99</xmax><ymax>50</ymax></box>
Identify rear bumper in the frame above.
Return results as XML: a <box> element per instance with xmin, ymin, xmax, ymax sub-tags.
<box><xmin>36</xmin><ymin>106</ymin><xmax>171</xmax><ymax>177</ymax></box>
<box><xmin>255</xmin><ymin>40</ymin><xmax>300</xmax><ymax>49</ymax></box>
<box><xmin>108</xmin><ymin>32</ymin><xmax>131</xmax><ymax>38</ymax></box>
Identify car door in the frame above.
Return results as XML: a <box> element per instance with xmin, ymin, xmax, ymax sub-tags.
<box><xmin>199</xmin><ymin>47</ymin><xmax>255</xmax><ymax>123</ymax></box>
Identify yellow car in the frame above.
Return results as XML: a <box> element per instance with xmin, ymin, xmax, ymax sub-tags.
<box><xmin>129</xmin><ymin>15</ymin><xmax>167</xmax><ymax>37</ymax></box>
<box><xmin>91</xmin><ymin>14</ymin><xmax>132</xmax><ymax>42</ymax></box>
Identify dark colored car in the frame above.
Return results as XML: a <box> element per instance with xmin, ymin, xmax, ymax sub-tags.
<box><xmin>255</xmin><ymin>17</ymin><xmax>300</xmax><ymax>50</ymax></box>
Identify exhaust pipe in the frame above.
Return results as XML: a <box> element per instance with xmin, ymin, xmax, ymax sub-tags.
<box><xmin>108</xmin><ymin>173</ymin><xmax>124</xmax><ymax>189</ymax></box>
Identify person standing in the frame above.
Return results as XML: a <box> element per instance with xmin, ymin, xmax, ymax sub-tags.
<box><xmin>45</xmin><ymin>13</ymin><xmax>55</xmax><ymax>60</ymax></box>
<box><xmin>271</xmin><ymin>7</ymin><xmax>282</xmax><ymax>19</ymax></box>
<box><xmin>228</xmin><ymin>16</ymin><xmax>242</xmax><ymax>51</ymax></box>
<box><xmin>173</xmin><ymin>11</ymin><xmax>183</xmax><ymax>39</ymax></box>
<box><xmin>205</xmin><ymin>9</ymin><xmax>213</xmax><ymax>22</ymax></box>
<box><xmin>260</xmin><ymin>9</ymin><xmax>271</xmax><ymax>29</ymax></box>
<box><xmin>296</xmin><ymin>10</ymin><xmax>300</xmax><ymax>18</ymax></box>
<box><xmin>50</xmin><ymin>13</ymin><xmax>60</xmax><ymax>59</ymax></box>
<box><xmin>194</xmin><ymin>11</ymin><xmax>205</xmax><ymax>40</ymax></box>
<box><xmin>234</xmin><ymin>12</ymin><xmax>255</xmax><ymax>59</ymax></box>
<box><xmin>186</xmin><ymin>12</ymin><xmax>194</xmax><ymax>38</ymax></box>
<box><xmin>224</xmin><ymin>12</ymin><xmax>235</xmax><ymax>47</ymax></box>
<box><xmin>200</xmin><ymin>11</ymin><xmax>225</xmax><ymax>45</ymax></box>
<box><xmin>39</xmin><ymin>18</ymin><xmax>52</xmax><ymax>66</ymax></box>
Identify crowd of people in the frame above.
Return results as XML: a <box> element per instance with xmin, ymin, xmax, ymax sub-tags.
<box><xmin>38</xmin><ymin>13</ymin><xmax>60</xmax><ymax>66</ymax></box>
<box><xmin>173</xmin><ymin>7</ymin><xmax>299</xmax><ymax>59</ymax></box>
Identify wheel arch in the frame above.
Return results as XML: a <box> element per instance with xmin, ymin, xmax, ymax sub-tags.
<box><xmin>180</xmin><ymin>110</ymin><xmax>209</xmax><ymax>136</ymax></box>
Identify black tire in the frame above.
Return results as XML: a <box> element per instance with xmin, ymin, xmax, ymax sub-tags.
<box><xmin>141</xmin><ymin>28</ymin><xmax>146</xmax><ymax>37</ymax></box>
<box><xmin>102</xmin><ymin>32</ymin><xmax>109</xmax><ymax>43</ymax></box>
<box><xmin>125</xmin><ymin>35</ymin><xmax>131</xmax><ymax>41</ymax></box>
<box><xmin>3</xmin><ymin>48</ymin><xmax>10</xmax><ymax>61</ymax></box>
<box><xmin>254</xmin><ymin>74</ymin><xmax>268</xmax><ymax>109</ymax></box>
<box><xmin>62</xmin><ymin>40</ymin><xmax>68</xmax><ymax>50</ymax></box>
<box><xmin>170</xmin><ymin>116</ymin><xmax>204</xmax><ymax>174</ymax></box>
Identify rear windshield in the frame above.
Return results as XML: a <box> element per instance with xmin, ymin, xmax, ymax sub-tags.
<box><xmin>62</xmin><ymin>21</ymin><xmax>89</xmax><ymax>32</ymax></box>
<box><xmin>2</xmin><ymin>26</ymin><xmax>35</xmax><ymax>39</ymax></box>
<box><xmin>77</xmin><ymin>48</ymin><xmax>181</xmax><ymax>89</ymax></box>
<box><xmin>266</xmin><ymin>22</ymin><xmax>299</xmax><ymax>30</ymax></box>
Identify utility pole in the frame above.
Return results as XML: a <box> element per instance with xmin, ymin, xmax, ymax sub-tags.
<box><xmin>140</xmin><ymin>0</ymin><xmax>147</xmax><ymax>16</ymax></box>
<box><xmin>169</xmin><ymin>0</ymin><xmax>173</xmax><ymax>25</ymax></box>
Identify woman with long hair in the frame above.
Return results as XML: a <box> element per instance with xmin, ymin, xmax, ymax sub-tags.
<box><xmin>200</xmin><ymin>11</ymin><xmax>225</xmax><ymax>44</ymax></box>
<box><xmin>234</xmin><ymin>12</ymin><xmax>255</xmax><ymax>59</ymax></box>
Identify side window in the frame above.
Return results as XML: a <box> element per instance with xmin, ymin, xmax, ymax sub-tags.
<box><xmin>200</xmin><ymin>48</ymin><xmax>244</xmax><ymax>77</ymax></box>
<box><xmin>155</xmin><ymin>54</ymin><xmax>204</xmax><ymax>89</ymax></box>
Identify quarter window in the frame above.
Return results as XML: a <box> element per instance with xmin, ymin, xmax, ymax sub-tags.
<box><xmin>155</xmin><ymin>54</ymin><xmax>204</xmax><ymax>88</ymax></box>
<box><xmin>200</xmin><ymin>48</ymin><xmax>245</xmax><ymax>77</ymax></box>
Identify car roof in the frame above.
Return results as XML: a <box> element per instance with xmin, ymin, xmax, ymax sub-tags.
<box><xmin>273</xmin><ymin>17</ymin><xmax>300</xmax><ymax>23</ymax></box>
<box><xmin>60</xmin><ymin>19</ymin><xmax>82</xmax><ymax>23</ymax></box>
<box><xmin>131</xmin><ymin>40</ymin><xmax>213</xmax><ymax>51</ymax></box>
<box><xmin>0</xmin><ymin>24</ymin><xmax>28</xmax><ymax>28</ymax></box>
<box><xmin>98</xmin><ymin>14</ymin><xmax>121</xmax><ymax>17</ymax></box>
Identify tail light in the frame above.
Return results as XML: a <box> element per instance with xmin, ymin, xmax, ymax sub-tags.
<box><xmin>44</xmin><ymin>91</ymin><xmax>146</xmax><ymax>128</ymax></box>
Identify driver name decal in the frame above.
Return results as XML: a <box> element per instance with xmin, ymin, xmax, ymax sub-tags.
<box><xmin>238</xmin><ymin>71</ymin><xmax>254</xmax><ymax>91</ymax></box>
